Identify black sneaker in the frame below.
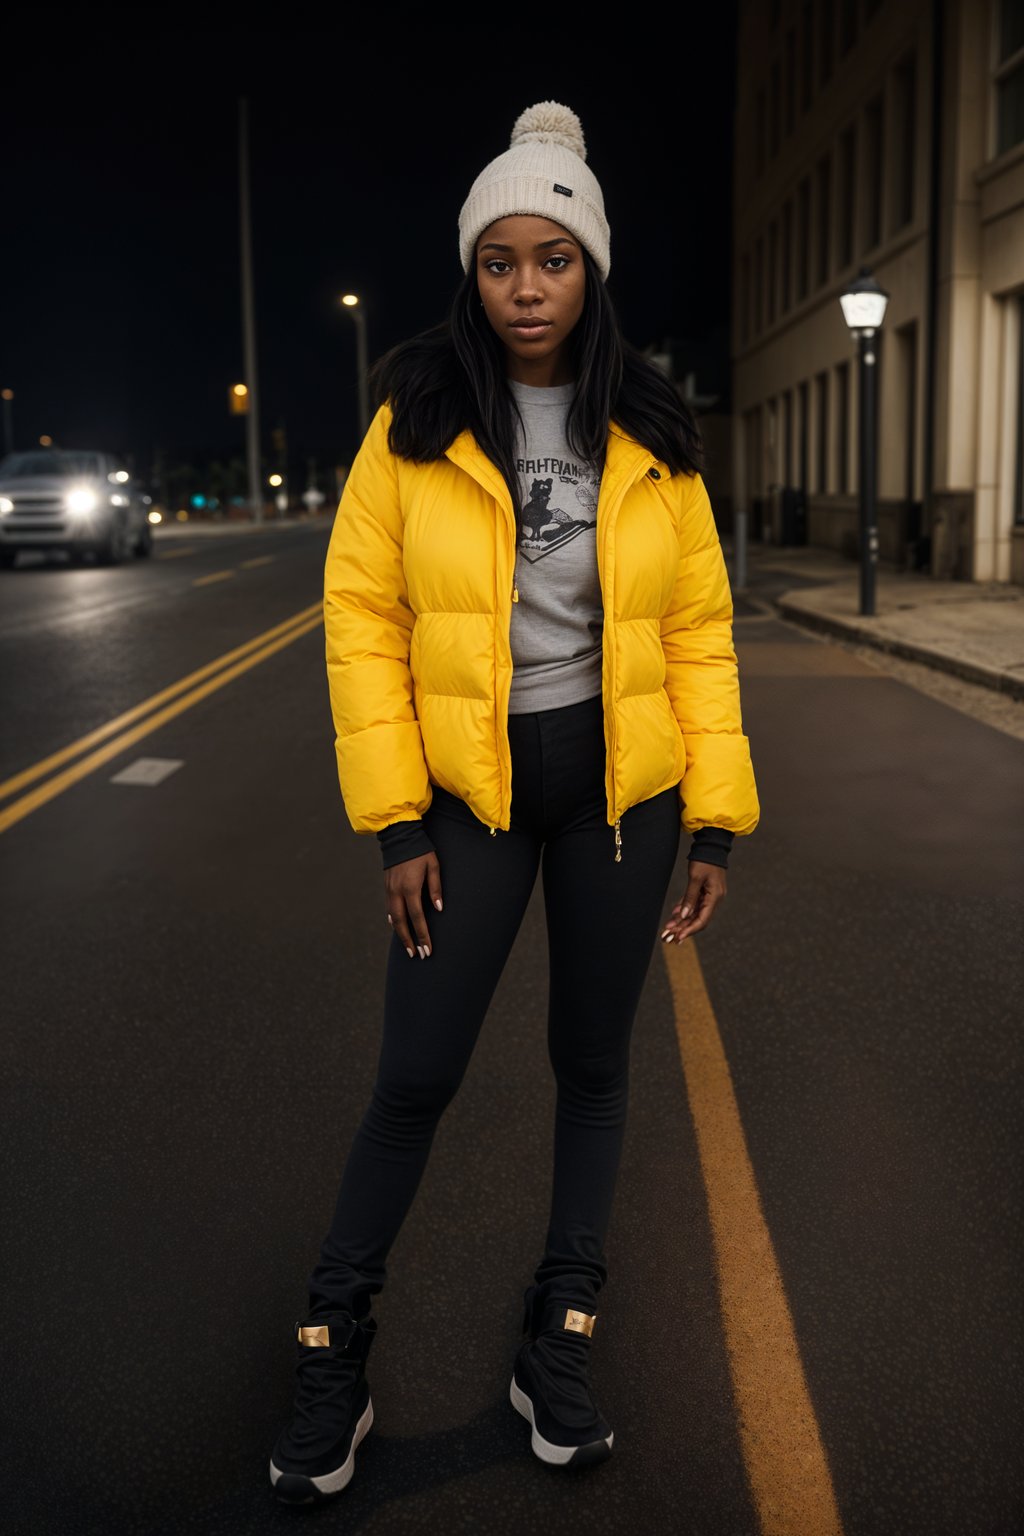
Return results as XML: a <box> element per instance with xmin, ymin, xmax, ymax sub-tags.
<box><xmin>269</xmin><ymin>1310</ymin><xmax>377</xmax><ymax>1503</ymax></box>
<box><xmin>509</xmin><ymin>1285</ymin><xmax>614</xmax><ymax>1466</ymax></box>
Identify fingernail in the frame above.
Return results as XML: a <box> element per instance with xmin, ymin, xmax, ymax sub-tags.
<box><xmin>416</xmin><ymin>945</ymin><xmax>425</xmax><ymax>959</ymax></box>
<box><xmin>680</xmin><ymin>906</ymin><xmax>691</xmax><ymax>918</ymax></box>
<box><xmin>660</xmin><ymin>929</ymin><xmax>672</xmax><ymax>941</ymax></box>
<box><xmin>423</xmin><ymin>945</ymin><xmax>431</xmax><ymax>957</ymax></box>
<box><xmin>406</xmin><ymin>947</ymin><xmax>415</xmax><ymax>958</ymax></box>
<box><xmin>434</xmin><ymin>898</ymin><xmax>443</xmax><ymax>911</ymax></box>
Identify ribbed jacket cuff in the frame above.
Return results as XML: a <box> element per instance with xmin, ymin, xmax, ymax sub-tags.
<box><xmin>377</xmin><ymin>820</ymin><xmax>436</xmax><ymax>869</ymax></box>
<box><xmin>686</xmin><ymin>826</ymin><xmax>735</xmax><ymax>870</ymax></box>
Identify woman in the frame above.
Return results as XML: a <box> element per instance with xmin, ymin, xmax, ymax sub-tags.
<box><xmin>269</xmin><ymin>100</ymin><xmax>759</xmax><ymax>1504</ymax></box>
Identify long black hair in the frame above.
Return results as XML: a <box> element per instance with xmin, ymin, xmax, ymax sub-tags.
<box><xmin>367</xmin><ymin>247</ymin><xmax>704</xmax><ymax>528</ymax></box>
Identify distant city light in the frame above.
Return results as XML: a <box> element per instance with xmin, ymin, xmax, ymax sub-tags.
<box><xmin>39</xmin><ymin>435</ymin><xmax>53</xmax><ymax>446</ymax></box>
<box><xmin>1</xmin><ymin>389</ymin><xmax>13</xmax><ymax>401</ymax></box>
<box><xmin>232</xmin><ymin>383</ymin><xmax>248</xmax><ymax>396</ymax></box>
<box><xmin>148</xmin><ymin>510</ymin><xmax>163</xmax><ymax>525</ymax></box>
<box><xmin>113</xmin><ymin>469</ymin><xmax>130</xmax><ymax>483</ymax></box>
<box><xmin>341</xmin><ymin>294</ymin><xmax>359</xmax><ymax>307</ymax></box>
<box><xmin>268</xmin><ymin>473</ymin><xmax>283</xmax><ymax>487</ymax></box>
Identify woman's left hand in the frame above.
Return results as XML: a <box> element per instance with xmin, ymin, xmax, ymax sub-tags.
<box><xmin>660</xmin><ymin>861</ymin><xmax>727</xmax><ymax>943</ymax></box>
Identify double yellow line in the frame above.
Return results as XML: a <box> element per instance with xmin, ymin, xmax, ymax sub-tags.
<box><xmin>0</xmin><ymin>602</ymin><xmax>323</xmax><ymax>836</ymax></box>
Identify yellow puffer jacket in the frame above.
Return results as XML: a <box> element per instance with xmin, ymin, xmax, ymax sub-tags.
<box><xmin>324</xmin><ymin>401</ymin><xmax>759</xmax><ymax>861</ymax></box>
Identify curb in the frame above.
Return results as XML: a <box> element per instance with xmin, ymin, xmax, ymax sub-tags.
<box><xmin>773</xmin><ymin>594</ymin><xmax>1024</xmax><ymax>702</ymax></box>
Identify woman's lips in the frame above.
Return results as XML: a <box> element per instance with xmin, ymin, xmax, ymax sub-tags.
<box><xmin>510</xmin><ymin>320</ymin><xmax>553</xmax><ymax>340</ymax></box>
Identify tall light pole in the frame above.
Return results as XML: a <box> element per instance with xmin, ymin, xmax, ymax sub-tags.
<box><xmin>1</xmin><ymin>389</ymin><xmax>13</xmax><ymax>456</ymax></box>
<box><xmin>839</xmin><ymin>266</ymin><xmax>889</xmax><ymax>617</ymax></box>
<box><xmin>341</xmin><ymin>294</ymin><xmax>369</xmax><ymax>441</ymax></box>
<box><xmin>239</xmin><ymin>98</ymin><xmax>263</xmax><ymax>523</ymax></box>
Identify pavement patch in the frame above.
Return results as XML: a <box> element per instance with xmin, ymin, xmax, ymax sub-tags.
<box><xmin>110</xmin><ymin>757</ymin><xmax>184</xmax><ymax>787</ymax></box>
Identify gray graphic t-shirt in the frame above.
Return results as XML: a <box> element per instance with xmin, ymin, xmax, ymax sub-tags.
<box><xmin>507</xmin><ymin>377</ymin><xmax>603</xmax><ymax>714</ymax></box>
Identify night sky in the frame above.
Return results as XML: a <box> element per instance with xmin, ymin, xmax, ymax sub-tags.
<box><xmin>4</xmin><ymin>13</ymin><xmax>737</xmax><ymax>484</ymax></box>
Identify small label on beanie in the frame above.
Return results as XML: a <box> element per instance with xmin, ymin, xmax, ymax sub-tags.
<box><xmin>553</xmin><ymin>183</ymin><xmax>573</xmax><ymax>197</ymax></box>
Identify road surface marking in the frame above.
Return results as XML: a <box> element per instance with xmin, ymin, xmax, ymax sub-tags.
<box><xmin>0</xmin><ymin>602</ymin><xmax>321</xmax><ymax>805</ymax></box>
<box><xmin>241</xmin><ymin>556</ymin><xmax>274</xmax><ymax>569</ymax></box>
<box><xmin>0</xmin><ymin>613</ymin><xmax>321</xmax><ymax>835</ymax></box>
<box><xmin>664</xmin><ymin>940</ymin><xmax>844</xmax><ymax>1536</ymax></box>
<box><xmin>109</xmin><ymin>757</ymin><xmax>184</xmax><ymax>787</ymax></box>
<box><xmin>193</xmin><ymin>569</ymin><xmax>236</xmax><ymax>587</ymax></box>
<box><xmin>155</xmin><ymin>547</ymin><xmax>197</xmax><ymax>561</ymax></box>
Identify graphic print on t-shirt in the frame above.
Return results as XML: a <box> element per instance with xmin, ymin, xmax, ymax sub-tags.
<box><xmin>516</xmin><ymin>455</ymin><xmax>599</xmax><ymax>563</ymax></box>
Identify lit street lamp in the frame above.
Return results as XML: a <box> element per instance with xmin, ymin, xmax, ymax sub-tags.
<box><xmin>340</xmin><ymin>294</ymin><xmax>369</xmax><ymax>442</ymax></box>
<box><xmin>839</xmin><ymin>265</ymin><xmax>889</xmax><ymax>617</ymax></box>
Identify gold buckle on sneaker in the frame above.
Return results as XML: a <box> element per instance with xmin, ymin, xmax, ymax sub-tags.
<box><xmin>297</xmin><ymin>1323</ymin><xmax>331</xmax><ymax>1347</ymax></box>
<box><xmin>564</xmin><ymin>1308</ymin><xmax>596</xmax><ymax>1337</ymax></box>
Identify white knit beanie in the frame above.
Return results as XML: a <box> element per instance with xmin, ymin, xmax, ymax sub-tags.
<box><xmin>458</xmin><ymin>101</ymin><xmax>611</xmax><ymax>281</ymax></box>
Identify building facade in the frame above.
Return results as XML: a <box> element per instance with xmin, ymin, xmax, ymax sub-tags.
<box><xmin>733</xmin><ymin>0</ymin><xmax>1024</xmax><ymax>583</ymax></box>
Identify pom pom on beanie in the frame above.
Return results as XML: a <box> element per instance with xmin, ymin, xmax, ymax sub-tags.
<box><xmin>458</xmin><ymin>101</ymin><xmax>610</xmax><ymax>280</ymax></box>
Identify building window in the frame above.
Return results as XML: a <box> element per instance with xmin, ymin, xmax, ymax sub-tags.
<box><xmin>995</xmin><ymin>0</ymin><xmax>1024</xmax><ymax>157</ymax></box>
<box><xmin>754</xmin><ymin>237</ymin><xmax>764</xmax><ymax>333</ymax></box>
<box><xmin>756</xmin><ymin>86</ymin><xmax>767</xmax><ymax>175</ymax></box>
<box><xmin>801</xmin><ymin>0</ymin><xmax>814</xmax><ymax>111</ymax></box>
<box><xmin>816</xmin><ymin>154</ymin><xmax>832</xmax><ymax>285</ymax></box>
<box><xmin>770</xmin><ymin>57</ymin><xmax>782</xmax><ymax>157</ymax></box>
<box><xmin>836</xmin><ymin>361</ymin><xmax>850</xmax><ymax>493</ymax></box>
<box><xmin>741</xmin><ymin>252</ymin><xmax>751</xmax><ymax>346</ymax></box>
<box><xmin>768</xmin><ymin>220</ymin><xmax>778</xmax><ymax>325</ymax></box>
<box><xmin>890</xmin><ymin>53</ymin><xmax>917</xmax><ymax>230</ymax></box>
<box><xmin>798</xmin><ymin>380</ymin><xmax>810</xmax><ymax>490</ymax></box>
<box><xmin>862</xmin><ymin>94</ymin><xmax>884</xmax><ymax>251</ymax></box>
<box><xmin>838</xmin><ymin>123</ymin><xmax>856</xmax><ymax>266</ymax></box>
<box><xmin>782</xmin><ymin>202</ymin><xmax>793</xmax><ymax>313</ymax></box>
<box><xmin>785</xmin><ymin>27</ymin><xmax>797</xmax><ymax>136</ymax></box>
<box><xmin>818</xmin><ymin>0</ymin><xmax>834</xmax><ymax>86</ymax></box>
<box><xmin>839</xmin><ymin>0</ymin><xmax>858</xmax><ymax>58</ymax></box>
<box><xmin>1015</xmin><ymin>295</ymin><xmax>1024</xmax><ymax>525</ymax></box>
<box><xmin>815</xmin><ymin>370</ymin><xmax>830</xmax><ymax>492</ymax></box>
<box><xmin>797</xmin><ymin>176</ymin><xmax>811</xmax><ymax>301</ymax></box>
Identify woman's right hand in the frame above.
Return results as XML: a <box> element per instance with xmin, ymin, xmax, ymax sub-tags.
<box><xmin>385</xmin><ymin>852</ymin><xmax>443</xmax><ymax>959</ymax></box>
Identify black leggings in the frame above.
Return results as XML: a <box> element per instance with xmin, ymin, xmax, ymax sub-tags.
<box><xmin>307</xmin><ymin>691</ymin><xmax>682</xmax><ymax>1318</ymax></box>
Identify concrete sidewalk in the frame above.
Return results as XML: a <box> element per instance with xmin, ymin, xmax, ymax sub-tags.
<box><xmin>153</xmin><ymin>512</ymin><xmax>333</xmax><ymax>538</ymax></box>
<box><xmin>729</xmin><ymin>539</ymin><xmax>1024</xmax><ymax>701</ymax></box>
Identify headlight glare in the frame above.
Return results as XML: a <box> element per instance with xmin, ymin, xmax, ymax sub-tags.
<box><xmin>66</xmin><ymin>487</ymin><xmax>99</xmax><ymax>514</ymax></box>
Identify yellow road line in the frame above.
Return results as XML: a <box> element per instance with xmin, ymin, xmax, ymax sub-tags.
<box><xmin>664</xmin><ymin>941</ymin><xmax>844</xmax><ymax>1536</ymax></box>
<box><xmin>194</xmin><ymin>569</ymin><xmax>236</xmax><ymax>587</ymax></box>
<box><xmin>241</xmin><ymin>556</ymin><xmax>274</xmax><ymax>569</ymax></box>
<box><xmin>155</xmin><ymin>546</ymin><xmax>197</xmax><ymax>560</ymax></box>
<box><xmin>0</xmin><ymin>602</ymin><xmax>321</xmax><ymax>803</ymax></box>
<box><xmin>0</xmin><ymin>614</ymin><xmax>322</xmax><ymax>836</ymax></box>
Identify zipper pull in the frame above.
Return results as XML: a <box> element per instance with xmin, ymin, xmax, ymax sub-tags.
<box><xmin>614</xmin><ymin>817</ymin><xmax>622</xmax><ymax>862</ymax></box>
<box><xmin>490</xmin><ymin>826</ymin><xmax>497</xmax><ymax>836</ymax></box>
<box><xmin>512</xmin><ymin>582</ymin><xmax>519</xmax><ymax>603</ymax></box>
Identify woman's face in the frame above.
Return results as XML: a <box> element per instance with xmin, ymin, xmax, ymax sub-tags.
<box><xmin>476</xmin><ymin>214</ymin><xmax>586</xmax><ymax>382</ymax></box>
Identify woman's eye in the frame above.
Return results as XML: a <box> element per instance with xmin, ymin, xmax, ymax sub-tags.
<box><xmin>546</xmin><ymin>255</ymin><xmax>570</xmax><ymax>269</ymax></box>
<box><xmin>485</xmin><ymin>260</ymin><xmax>511</xmax><ymax>274</ymax></box>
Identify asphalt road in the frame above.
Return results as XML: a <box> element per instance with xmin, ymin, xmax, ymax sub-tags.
<box><xmin>1</xmin><ymin>522</ymin><xmax>1021</xmax><ymax>1536</ymax></box>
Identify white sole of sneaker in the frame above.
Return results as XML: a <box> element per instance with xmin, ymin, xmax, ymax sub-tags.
<box><xmin>269</xmin><ymin>1395</ymin><xmax>374</xmax><ymax>1500</ymax></box>
<box><xmin>509</xmin><ymin>1374</ymin><xmax>614</xmax><ymax>1466</ymax></box>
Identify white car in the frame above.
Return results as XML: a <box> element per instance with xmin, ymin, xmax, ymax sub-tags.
<box><xmin>0</xmin><ymin>448</ymin><xmax>153</xmax><ymax>567</ymax></box>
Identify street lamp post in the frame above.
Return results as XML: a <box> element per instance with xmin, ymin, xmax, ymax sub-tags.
<box><xmin>839</xmin><ymin>265</ymin><xmax>889</xmax><ymax>617</ymax></box>
<box><xmin>341</xmin><ymin>294</ymin><xmax>369</xmax><ymax>441</ymax></box>
<box><xmin>1</xmin><ymin>389</ymin><xmax>13</xmax><ymax>456</ymax></box>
